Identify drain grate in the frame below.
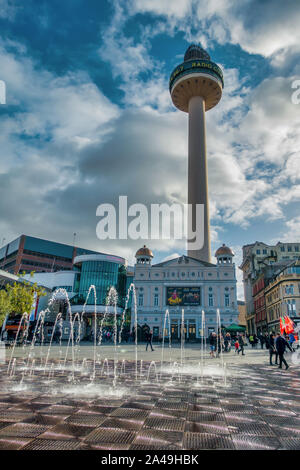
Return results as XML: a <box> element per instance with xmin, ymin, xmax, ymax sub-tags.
<box><xmin>222</xmin><ymin>404</ymin><xmax>255</xmax><ymax>413</ymax></box>
<box><xmin>23</xmin><ymin>413</ymin><xmax>63</xmax><ymax>425</ymax></box>
<box><xmin>0</xmin><ymin>411</ymin><xmax>35</xmax><ymax>422</ymax></box>
<box><xmin>65</xmin><ymin>413</ymin><xmax>106</xmax><ymax>427</ymax></box>
<box><xmin>263</xmin><ymin>415</ymin><xmax>300</xmax><ymax>426</ymax></box>
<box><xmin>135</xmin><ymin>428</ymin><xmax>183</xmax><ymax>445</ymax></box>
<box><xmin>84</xmin><ymin>428</ymin><xmax>136</xmax><ymax>444</ymax></box>
<box><xmin>183</xmin><ymin>432</ymin><xmax>234</xmax><ymax>450</ymax></box>
<box><xmin>38</xmin><ymin>405</ymin><xmax>76</xmax><ymax>415</ymax></box>
<box><xmin>157</xmin><ymin>401</ymin><xmax>188</xmax><ymax>411</ymax></box>
<box><xmin>130</xmin><ymin>443</ymin><xmax>181</xmax><ymax>450</ymax></box>
<box><xmin>258</xmin><ymin>408</ymin><xmax>296</xmax><ymax>417</ymax></box>
<box><xmin>87</xmin><ymin>405</ymin><xmax>118</xmax><ymax>414</ymax></box>
<box><xmin>39</xmin><ymin>423</ymin><xmax>96</xmax><ymax>439</ymax></box>
<box><xmin>150</xmin><ymin>408</ymin><xmax>186</xmax><ymax>419</ymax></box>
<box><xmin>278</xmin><ymin>438</ymin><xmax>300</xmax><ymax>450</ymax></box>
<box><xmin>110</xmin><ymin>408</ymin><xmax>149</xmax><ymax>420</ymax></box>
<box><xmin>187</xmin><ymin>411</ymin><xmax>224</xmax><ymax>422</ymax></box>
<box><xmin>233</xmin><ymin>435</ymin><xmax>281</xmax><ymax>450</ymax></box>
<box><xmin>193</xmin><ymin>405</ymin><xmax>223</xmax><ymax>413</ymax></box>
<box><xmin>0</xmin><ymin>423</ymin><xmax>50</xmax><ymax>438</ymax></box>
<box><xmin>144</xmin><ymin>418</ymin><xmax>185</xmax><ymax>432</ymax></box>
<box><xmin>121</xmin><ymin>401</ymin><xmax>154</xmax><ymax>410</ymax></box>
<box><xmin>100</xmin><ymin>418</ymin><xmax>143</xmax><ymax>431</ymax></box>
<box><xmin>0</xmin><ymin>437</ymin><xmax>32</xmax><ymax>450</ymax></box>
<box><xmin>22</xmin><ymin>438</ymin><xmax>81</xmax><ymax>450</ymax></box>
<box><xmin>81</xmin><ymin>442</ymin><xmax>131</xmax><ymax>450</ymax></box>
<box><xmin>270</xmin><ymin>425</ymin><xmax>300</xmax><ymax>437</ymax></box>
<box><xmin>186</xmin><ymin>422</ymin><xmax>229</xmax><ymax>435</ymax></box>
<box><xmin>228</xmin><ymin>422</ymin><xmax>275</xmax><ymax>436</ymax></box>
<box><xmin>225</xmin><ymin>413</ymin><xmax>264</xmax><ymax>425</ymax></box>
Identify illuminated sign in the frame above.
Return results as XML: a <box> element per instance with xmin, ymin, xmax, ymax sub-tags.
<box><xmin>166</xmin><ymin>287</ymin><xmax>201</xmax><ymax>306</ymax></box>
<box><xmin>169</xmin><ymin>60</ymin><xmax>224</xmax><ymax>91</ymax></box>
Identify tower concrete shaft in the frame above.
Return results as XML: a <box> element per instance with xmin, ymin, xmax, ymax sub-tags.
<box><xmin>188</xmin><ymin>96</ymin><xmax>211</xmax><ymax>262</ymax></box>
<box><xmin>169</xmin><ymin>45</ymin><xmax>224</xmax><ymax>263</ymax></box>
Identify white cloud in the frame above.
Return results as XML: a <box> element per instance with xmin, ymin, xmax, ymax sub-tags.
<box><xmin>130</xmin><ymin>0</ymin><xmax>192</xmax><ymax>18</ymax></box>
<box><xmin>130</xmin><ymin>0</ymin><xmax>300</xmax><ymax>67</ymax></box>
<box><xmin>1</xmin><ymin>0</ymin><xmax>300</xmax><ymax>270</ymax></box>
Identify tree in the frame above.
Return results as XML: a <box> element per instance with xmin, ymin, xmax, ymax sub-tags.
<box><xmin>0</xmin><ymin>272</ymin><xmax>46</xmax><ymax>326</ymax></box>
<box><xmin>0</xmin><ymin>289</ymin><xmax>11</xmax><ymax>326</ymax></box>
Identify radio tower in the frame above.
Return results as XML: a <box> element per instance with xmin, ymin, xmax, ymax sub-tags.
<box><xmin>169</xmin><ymin>45</ymin><xmax>224</xmax><ymax>262</ymax></box>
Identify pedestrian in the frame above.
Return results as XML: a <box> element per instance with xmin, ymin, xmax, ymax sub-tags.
<box><xmin>275</xmin><ymin>333</ymin><xmax>293</xmax><ymax>370</ymax></box>
<box><xmin>267</xmin><ymin>332</ymin><xmax>278</xmax><ymax>366</ymax></box>
<box><xmin>238</xmin><ymin>333</ymin><xmax>245</xmax><ymax>355</ymax></box>
<box><xmin>224</xmin><ymin>332</ymin><xmax>231</xmax><ymax>352</ymax></box>
<box><xmin>216</xmin><ymin>332</ymin><xmax>223</xmax><ymax>357</ymax></box>
<box><xmin>209</xmin><ymin>332</ymin><xmax>217</xmax><ymax>358</ymax></box>
<box><xmin>146</xmin><ymin>329</ymin><xmax>154</xmax><ymax>351</ymax></box>
<box><xmin>249</xmin><ymin>334</ymin><xmax>254</xmax><ymax>348</ymax></box>
<box><xmin>259</xmin><ymin>333</ymin><xmax>265</xmax><ymax>349</ymax></box>
<box><xmin>234</xmin><ymin>339</ymin><xmax>239</xmax><ymax>353</ymax></box>
<box><xmin>289</xmin><ymin>332</ymin><xmax>296</xmax><ymax>351</ymax></box>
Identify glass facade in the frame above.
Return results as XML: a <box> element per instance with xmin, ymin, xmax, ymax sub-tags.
<box><xmin>72</xmin><ymin>259</ymin><xmax>127</xmax><ymax>307</ymax></box>
<box><xmin>24</xmin><ymin>236</ymin><xmax>74</xmax><ymax>259</ymax></box>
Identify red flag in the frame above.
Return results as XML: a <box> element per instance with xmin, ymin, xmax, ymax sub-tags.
<box><xmin>284</xmin><ymin>315</ymin><xmax>294</xmax><ymax>334</ymax></box>
<box><xmin>280</xmin><ymin>317</ymin><xmax>284</xmax><ymax>334</ymax></box>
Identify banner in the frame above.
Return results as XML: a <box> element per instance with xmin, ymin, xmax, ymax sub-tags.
<box><xmin>166</xmin><ymin>287</ymin><xmax>200</xmax><ymax>306</ymax></box>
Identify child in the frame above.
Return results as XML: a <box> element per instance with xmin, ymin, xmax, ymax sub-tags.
<box><xmin>234</xmin><ymin>339</ymin><xmax>239</xmax><ymax>353</ymax></box>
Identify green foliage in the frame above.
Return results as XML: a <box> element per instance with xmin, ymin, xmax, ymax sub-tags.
<box><xmin>0</xmin><ymin>290</ymin><xmax>11</xmax><ymax>326</ymax></box>
<box><xmin>0</xmin><ymin>272</ymin><xmax>46</xmax><ymax>326</ymax></box>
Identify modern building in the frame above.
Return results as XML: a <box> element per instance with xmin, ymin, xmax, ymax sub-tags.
<box><xmin>240</xmin><ymin>241</ymin><xmax>300</xmax><ymax>333</ymax></box>
<box><xmin>132</xmin><ymin>244</ymin><xmax>239</xmax><ymax>341</ymax></box>
<box><xmin>23</xmin><ymin>253</ymin><xmax>133</xmax><ymax>341</ymax></box>
<box><xmin>169</xmin><ymin>44</ymin><xmax>224</xmax><ymax>262</ymax></box>
<box><xmin>0</xmin><ymin>235</ymin><xmax>104</xmax><ymax>275</ymax></box>
<box><xmin>265</xmin><ymin>260</ymin><xmax>300</xmax><ymax>333</ymax></box>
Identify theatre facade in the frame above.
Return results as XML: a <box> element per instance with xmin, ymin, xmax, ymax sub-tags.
<box><xmin>132</xmin><ymin>245</ymin><xmax>239</xmax><ymax>340</ymax></box>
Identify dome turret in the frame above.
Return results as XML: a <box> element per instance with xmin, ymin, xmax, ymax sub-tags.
<box><xmin>215</xmin><ymin>244</ymin><xmax>234</xmax><ymax>265</ymax></box>
<box><xmin>135</xmin><ymin>245</ymin><xmax>153</xmax><ymax>265</ymax></box>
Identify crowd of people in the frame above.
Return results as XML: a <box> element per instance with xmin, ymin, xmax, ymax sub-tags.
<box><xmin>208</xmin><ymin>331</ymin><xmax>246</xmax><ymax>358</ymax></box>
<box><xmin>208</xmin><ymin>330</ymin><xmax>295</xmax><ymax>370</ymax></box>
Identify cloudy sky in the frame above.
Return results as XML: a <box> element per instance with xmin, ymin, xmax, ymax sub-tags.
<box><xmin>0</xmin><ymin>0</ymin><xmax>300</xmax><ymax>298</ymax></box>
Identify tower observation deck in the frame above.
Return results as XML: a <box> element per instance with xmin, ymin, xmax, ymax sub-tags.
<box><xmin>169</xmin><ymin>44</ymin><xmax>224</xmax><ymax>262</ymax></box>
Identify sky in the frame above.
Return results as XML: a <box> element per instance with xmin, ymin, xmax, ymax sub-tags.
<box><xmin>0</xmin><ymin>0</ymin><xmax>300</xmax><ymax>299</ymax></box>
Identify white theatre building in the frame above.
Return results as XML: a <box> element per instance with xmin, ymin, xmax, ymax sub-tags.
<box><xmin>132</xmin><ymin>245</ymin><xmax>239</xmax><ymax>340</ymax></box>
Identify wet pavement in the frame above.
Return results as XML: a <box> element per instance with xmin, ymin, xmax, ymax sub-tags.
<box><xmin>0</xmin><ymin>347</ymin><xmax>299</xmax><ymax>450</ymax></box>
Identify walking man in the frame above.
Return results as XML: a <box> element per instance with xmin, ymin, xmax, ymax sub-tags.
<box><xmin>146</xmin><ymin>329</ymin><xmax>154</xmax><ymax>352</ymax></box>
<box><xmin>259</xmin><ymin>333</ymin><xmax>265</xmax><ymax>349</ymax></box>
<box><xmin>267</xmin><ymin>332</ymin><xmax>278</xmax><ymax>366</ymax></box>
<box><xmin>275</xmin><ymin>333</ymin><xmax>293</xmax><ymax>370</ymax></box>
<box><xmin>238</xmin><ymin>333</ymin><xmax>245</xmax><ymax>355</ymax></box>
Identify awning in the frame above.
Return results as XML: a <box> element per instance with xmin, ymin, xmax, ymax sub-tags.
<box><xmin>224</xmin><ymin>323</ymin><xmax>246</xmax><ymax>332</ymax></box>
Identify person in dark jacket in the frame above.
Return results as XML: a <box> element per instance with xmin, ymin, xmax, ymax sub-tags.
<box><xmin>146</xmin><ymin>329</ymin><xmax>154</xmax><ymax>351</ymax></box>
<box><xmin>209</xmin><ymin>332</ymin><xmax>217</xmax><ymax>358</ymax></box>
<box><xmin>224</xmin><ymin>333</ymin><xmax>231</xmax><ymax>352</ymax></box>
<box><xmin>237</xmin><ymin>333</ymin><xmax>245</xmax><ymax>355</ymax></box>
<box><xmin>267</xmin><ymin>332</ymin><xmax>278</xmax><ymax>366</ymax></box>
<box><xmin>275</xmin><ymin>333</ymin><xmax>293</xmax><ymax>370</ymax></box>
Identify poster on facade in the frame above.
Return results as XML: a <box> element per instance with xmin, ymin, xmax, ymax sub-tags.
<box><xmin>166</xmin><ymin>287</ymin><xmax>201</xmax><ymax>306</ymax></box>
